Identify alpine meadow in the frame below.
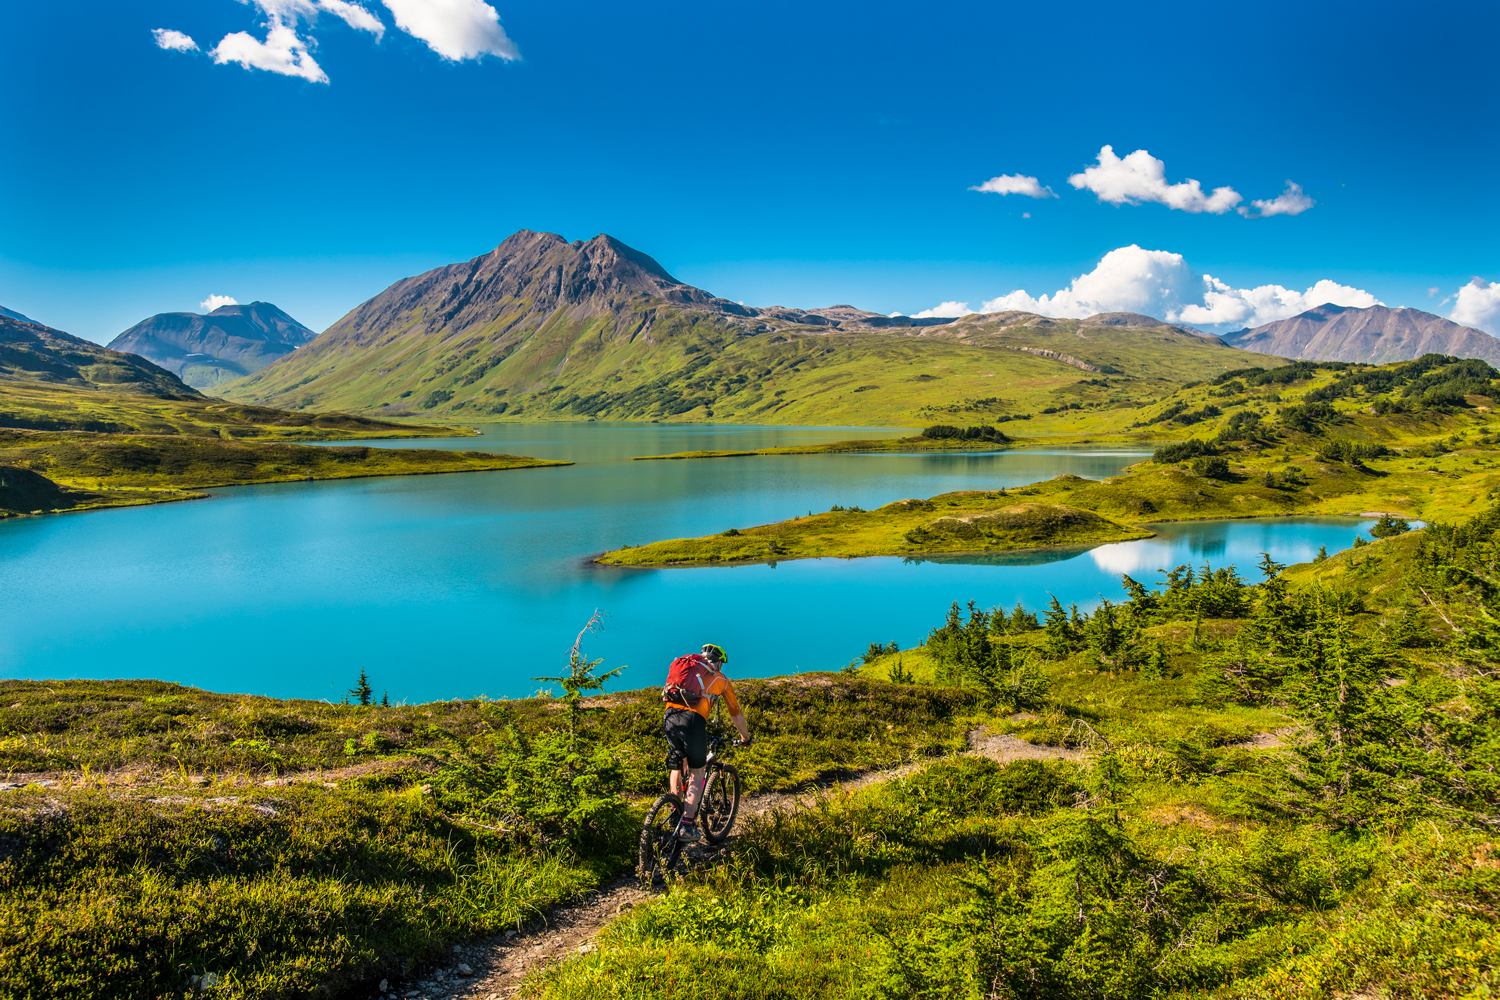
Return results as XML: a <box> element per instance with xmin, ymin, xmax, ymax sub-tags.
<box><xmin>3</xmin><ymin>1</ymin><xmax>1498</xmax><ymax>998</ymax></box>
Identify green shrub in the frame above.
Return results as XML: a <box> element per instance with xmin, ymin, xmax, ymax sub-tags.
<box><xmin>1191</xmin><ymin>455</ymin><xmax>1232</xmax><ymax>479</ymax></box>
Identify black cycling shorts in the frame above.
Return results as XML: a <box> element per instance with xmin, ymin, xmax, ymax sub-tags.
<box><xmin>664</xmin><ymin>708</ymin><xmax>707</xmax><ymax>770</ymax></box>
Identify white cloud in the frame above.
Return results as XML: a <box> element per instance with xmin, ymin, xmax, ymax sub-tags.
<box><xmin>969</xmin><ymin>174</ymin><xmax>1057</xmax><ymax>199</ymax></box>
<box><xmin>909</xmin><ymin>245</ymin><xmax>1382</xmax><ymax>331</ymax></box>
<box><xmin>213</xmin><ymin>18</ymin><xmax>328</xmax><ymax>82</ymax></box>
<box><xmin>318</xmin><ymin>0</ymin><xmax>386</xmax><ymax>36</ymax></box>
<box><xmin>1237</xmin><ymin>181</ymin><xmax>1315</xmax><ymax>218</ymax></box>
<box><xmin>168</xmin><ymin>0</ymin><xmax>518</xmax><ymax>80</ymax></box>
<box><xmin>382</xmin><ymin>0</ymin><xmax>520</xmax><ymax>60</ymax></box>
<box><xmin>1069</xmin><ymin>145</ymin><xmax>1242</xmax><ymax>214</ymax></box>
<box><xmin>153</xmin><ymin>29</ymin><xmax>199</xmax><ymax>52</ymax></box>
<box><xmin>201</xmin><ymin>295</ymin><xmax>239</xmax><ymax>312</ymax></box>
<box><xmin>1428</xmin><ymin>287</ymin><xmax>1441</xmax><ymax>297</ymax></box>
<box><xmin>1176</xmin><ymin>276</ymin><xmax>1378</xmax><ymax>328</ymax></box>
<box><xmin>1450</xmin><ymin>278</ymin><xmax>1500</xmax><ymax>335</ymax></box>
<box><xmin>980</xmin><ymin>246</ymin><xmax>1200</xmax><ymax>318</ymax></box>
<box><xmin>912</xmin><ymin>301</ymin><xmax>976</xmax><ymax>319</ymax></box>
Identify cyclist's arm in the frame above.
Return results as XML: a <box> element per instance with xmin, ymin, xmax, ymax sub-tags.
<box><xmin>721</xmin><ymin>678</ymin><xmax>751</xmax><ymax>742</ymax></box>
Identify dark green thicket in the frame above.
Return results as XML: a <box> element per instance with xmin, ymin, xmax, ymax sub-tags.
<box><xmin>920</xmin><ymin>424</ymin><xmax>1010</xmax><ymax>443</ymax></box>
<box><xmin>1152</xmin><ymin>438</ymin><xmax>1218</xmax><ymax>463</ymax></box>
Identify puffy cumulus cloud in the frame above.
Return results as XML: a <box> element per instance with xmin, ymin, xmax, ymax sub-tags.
<box><xmin>907</xmin><ymin>245</ymin><xmax>1382</xmax><ymax>331</ymax></box>
<box><xmin>912</xmin><ymin>301</ymin><xmax>976</xmax><ymax>319</ymax></box>
<box><xmin>201</xmin><ymin>295</ymin><xmax>239</xmax><ymax>312</ymax></box>
<box><xmin>1069</xmin><ymin>145</ymin><xmax>1242</xmax><ymax>214</ymax></box>
<box><xmin>381</xmin><ymin>0</ymin><xmax>520</xmax><ymax>61</ymax></box>
<box><xmin>212</xmin><ymin>17</ymin><xmax>329</xmax><ymax>82</ymax></box>
<box><xmin>152</xmin><ymin>29</ymin><xmax>199</xmax><ymax>52</ymax></box>
<box><xmin>969</xmin><ymin>174</ymin><xmax>1057</xmax><ymax>199</ymax></box>
<box><xmin>1238</xmin><ymin>181</ymin><xmax>1315</xmax><ymax>219</ymax></box>
<box><xmin>981</xmin><ymin>246</ymin><xmax>1199</xmax><ymax>318</ymax></box>
<box><xmin>1450</xmin><ymin>278</ymin><xmax>1500</xmax><ymax>335</ymax></box>
<box><xmin>1176</xmin><ymin>277</ymin><xmax>1378</xmax><ymax>328</ymax></box>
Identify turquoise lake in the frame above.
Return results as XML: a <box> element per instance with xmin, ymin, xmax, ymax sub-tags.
<box><xmin>0</xmin><ymin>423</ymin><xmax>1375</xmax><ymax>702</ymax></box>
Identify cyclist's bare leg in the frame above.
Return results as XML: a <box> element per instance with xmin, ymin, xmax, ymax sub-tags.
<box><xmin>679</xmin><ymin>767</ymin><xmax>706</xmax><ymax>819</ymax></box>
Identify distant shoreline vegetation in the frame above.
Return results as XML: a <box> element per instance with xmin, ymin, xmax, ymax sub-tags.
<box><xmin>631</xmin><ymin>424</ymin><xmax>1014</xmax><ymax>461</ymax></box>
<box><xmin>602</xmin><ymin>354</ymin><xmax>1500</xmax><ymax>565</ymax></box>
<box><xmin>0</xmin><ymin>382</ymin><xmax>568</xmax><ymax>519</ymax></box>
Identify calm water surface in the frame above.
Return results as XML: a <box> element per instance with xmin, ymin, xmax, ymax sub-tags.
<box><xmin>0</xmin><ymin>423</ymin><xmax>1373</xmax><ymax>701</ymax></box>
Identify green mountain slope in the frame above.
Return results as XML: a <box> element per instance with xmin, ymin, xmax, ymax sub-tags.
<box><xmin>221</xmin><ymin>230</ymin><xmax>1282</xmax><ymax>425</ymax></box>
<box><xmin>0</xmin><ymin>315</ymin><xmax>198</xmax><ymax>397</ymax></box>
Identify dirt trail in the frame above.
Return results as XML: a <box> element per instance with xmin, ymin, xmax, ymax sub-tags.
<box><xmin>419</xmin><ymin>730</ymin><xmax>1084</xmax><ymax>1000</ymax></box>
<box><xmin>0</xmin><ymin>755</ymin><xmax>422</xmax><ymax>793</ymax></box>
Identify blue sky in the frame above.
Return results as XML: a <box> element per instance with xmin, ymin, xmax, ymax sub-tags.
<box><xmin>1</xmin><ymin>0</ymin><xmax>1497</xmax><ymax>343</ymax></box>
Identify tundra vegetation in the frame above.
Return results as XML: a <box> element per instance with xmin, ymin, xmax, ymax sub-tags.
<box><xmin>2</xmin><ymin>501</ymin><xmax>1497</xmax><ymax>997</ymax></box>
<box><xmin>0</xmin><ymin>382</ymin><xmax>565</xmax><ymax>517</ymax></box>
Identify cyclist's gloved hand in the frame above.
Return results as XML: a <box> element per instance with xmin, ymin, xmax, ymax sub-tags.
<box><xmin>736</xmin><ymin>736</ymin><xmax>754</xmax><ymax>747</ymax></box>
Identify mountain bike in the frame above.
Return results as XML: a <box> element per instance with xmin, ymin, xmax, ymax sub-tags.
<box><xmin>638</xmin><ymin>716</ymin><xmax>743</xmax><ymax>886</ymax></box>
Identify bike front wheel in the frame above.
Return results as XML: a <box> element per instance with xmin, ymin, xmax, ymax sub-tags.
<box><xmin>638</xmin><ymin>792</ymin><xmax>683</xmax><ymax>886</ymax></box>
<box><xmin>700</xmin><ymin>764</ymin><xmax>741</xmax><ymax>844</ymax></box>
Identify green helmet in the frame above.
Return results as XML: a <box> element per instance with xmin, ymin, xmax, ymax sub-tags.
<box><xmin>702</xmin><ymin>643</ymin><xmax>728</xmax><ymax>664</ymax></box>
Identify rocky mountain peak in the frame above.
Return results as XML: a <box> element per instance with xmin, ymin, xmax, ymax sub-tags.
<box><xmin>1224</xmin><ymin>304</ymin><xmax>1500</xmax><ymax>365</ymax></box>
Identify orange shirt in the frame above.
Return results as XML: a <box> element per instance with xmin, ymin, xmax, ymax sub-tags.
<box><xmin>666</xmin><ymin>669</ymin><xmax>741</xmax><ymax>720</ymax></box>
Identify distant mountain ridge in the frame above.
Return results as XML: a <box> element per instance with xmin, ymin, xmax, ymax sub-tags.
<box><xmin>1222</xmin><ymin>304</ymin><xmax>1500</xmax><ymax>365</ymax></box>
<box><xmin>0</xmin><ymin>305</ymin><xmax>37</xmax><ymax>324</ymax></box>
<box><xmin>107</xmin><ymin>302</ymin><xmax>316</xmax><ymax>389</ymax></box>
<box><xmin>0</xmin><ymin>315</ymin><xmax>198</xmax><ymax>397</ymax></box>
<box><xmin>221</xmin><ymin>229</ymin><xmax>1279</xmax><ymax>425</ymax></box>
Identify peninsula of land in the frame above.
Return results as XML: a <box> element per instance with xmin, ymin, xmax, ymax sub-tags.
<box><xmin>600</xmin><ymin>354</ymin><xmax>1499</xmax><ymax>565</ymax></box>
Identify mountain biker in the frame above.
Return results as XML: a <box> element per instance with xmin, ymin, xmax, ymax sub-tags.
<box><xmin>663</xmin><ymin>643</ymin><xmax>751</xmax><ymax>841</ymax></box>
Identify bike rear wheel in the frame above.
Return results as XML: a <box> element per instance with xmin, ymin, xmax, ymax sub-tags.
<box><xmin>701</xmin><ymin>764</ymin><xmax>741</xmax><ymax>844</ymax></box>
<box><xmin>638</xmin><ymin>792</ymin><xmax>684</xmax><ymax>886</ymax></box>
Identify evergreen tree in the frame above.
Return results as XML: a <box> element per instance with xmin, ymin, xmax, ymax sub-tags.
<box><xmin>1042</xmin><ymin>596</ymin><xmax>1073</xmax><ymax>658</ymax></box>
<box><xmin>534</xmin><ymin>610</ymin><xmax>626</xmax><ymax>748</ymax></box>
<box><xmin>348</xmin><ymin>669</ymin><xmax>373</xmax><ymax>707</ymax></box>
<box><xmin>1084</xmin><ymin>597</ymin><xmax>1132</xmax><ymax>669</ymax></box>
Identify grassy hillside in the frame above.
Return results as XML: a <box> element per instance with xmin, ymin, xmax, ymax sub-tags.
<box><xmin>0</xmin><ymin>378</ymin><xmax>540</xmax><ymax>518</ymax></box>
<box><xmin>0</xmin><ymin>378</ymin><xmax>476</xmax><ymax>439</ymax></box>
<box><xmin>0</xmin><ymin>430</ymin><xmax>567</xmax><ymax>518</ymax></box>
<box><xmin>541</xmin><ymin>516</ymin><xmax>1499</xmax><ymax>1000</ymax></box>
<box><xmin>600</xmin><ymin>354</ymin><xmax>1500</xmax><ymax>564</ymax></box>
<box><xmin>217</xmin><ymin>232</ymin><xmax>1279</xmax><ymax>427</ymax></box>
<box><xmin>0</xmin><ymin>674</ymin><xmax>982</xmax><ymax>998</ymax></box>
<box><xmin>5</xmin><ymin>502</ymin><xmax>1497</xmax><ymax>998</ymax></box>
<box><xmin>225</xmin><ymin>312</ymin><xmax>1275</xmax><ymax>427</ymax></box>
<box><xmin>1</xmin><ymin>314</ymin><xmax>198</xmax><ymax>396</ymax></box>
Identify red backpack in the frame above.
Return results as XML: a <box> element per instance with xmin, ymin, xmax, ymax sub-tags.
<box><xmin>663</xmin><ymin>654</ymin><xmax>712</xmax><ymax>707</ymax></box>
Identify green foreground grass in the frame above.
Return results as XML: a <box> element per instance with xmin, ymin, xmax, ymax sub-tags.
<box><xmin>0</xmin><ymin>675</ymin><xmax>983</xmax><ymax>998</ymax></box>
<box><xmin>539</xmin><ymin>522</ymin><xmax>1500</xmax><ymax>1000</ymax></box>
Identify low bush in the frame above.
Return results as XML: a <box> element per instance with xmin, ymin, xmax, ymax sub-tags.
<box><xmin>920</xmin><ymin>425</ymin><xmax>1010</xmax><ymax>442</ymax></box>
<box><xmin>1153</xmin><ymin>439</ymin><xmax>1217</xmax><ymax>463</ymax></box>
